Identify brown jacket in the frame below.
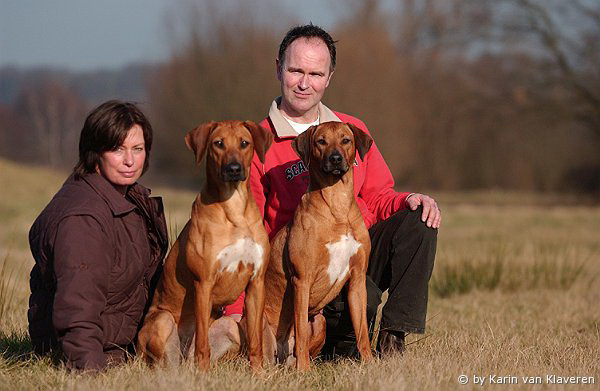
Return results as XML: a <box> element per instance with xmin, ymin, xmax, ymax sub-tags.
<box><xmin>28</xmin><ymin>173</ymin><xmax>168</xmax><ymax>370</ymax></box>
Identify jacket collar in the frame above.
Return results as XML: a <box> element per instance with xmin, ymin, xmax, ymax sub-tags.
<box><xmin>268</xmin><ymin>97</ymin><xmax>341</xmax><ymax>138</ymax></box>
<box><xmin>81</xmin><ymin>172</ymin><xmax>143</xmax><ymax>216</ymax></box>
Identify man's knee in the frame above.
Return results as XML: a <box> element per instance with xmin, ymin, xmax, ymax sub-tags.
<box><xmin>403</xmin><ymin>206</ymin><xmax>437</xmax><ymax>278</ymax></box>
<box><xmin>389</xmin><ymin>206</ymin><xmax>437</xmax><ymax>275</ymax></box>
<box><xmin>394</xmin><ymin>205</ymin><xmax>438</xmax><ymax>241</ymax></box>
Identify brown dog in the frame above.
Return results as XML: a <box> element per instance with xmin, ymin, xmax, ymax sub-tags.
<box><xmin>136</xmin><ymin>120</ymin><xmax>272</xmax><ymax>372</ymax></box>
<box><xmin>260</xmin><ymin>121</ymin><xmax>374</xmax><ymax>370</ymax></box>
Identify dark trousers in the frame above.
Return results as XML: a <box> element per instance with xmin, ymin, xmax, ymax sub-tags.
<box><xmin>321</xmin><ymin>206</ymin><xmax>437</xmax><ymax>356</ymax></box>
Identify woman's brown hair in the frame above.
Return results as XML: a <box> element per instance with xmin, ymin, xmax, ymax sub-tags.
<box><xmin>74</xmin><ymin>100</ymin><xmax>153</xmax><ymax>179</ymax></box>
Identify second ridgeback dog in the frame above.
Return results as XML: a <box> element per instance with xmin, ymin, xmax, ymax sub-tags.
<box><xmin>260</xmin><ymin>121</ymin><xmax>374</xmax><ymax>370</ymax></box>
<box><xmin>136</xmin><ymin>120</ymin><xmax>272</xmax><ymax>372</ymax></box>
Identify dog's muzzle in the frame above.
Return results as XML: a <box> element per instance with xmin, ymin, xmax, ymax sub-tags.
<box><xmin>221</xmin><ymin>161</ymin><xmax>246</xmax><ymax>181</ymax></box>
<box><xmin>322</xmin><ymin>150</ymin><xmax>348</xmax><ymax>176</ymax></box>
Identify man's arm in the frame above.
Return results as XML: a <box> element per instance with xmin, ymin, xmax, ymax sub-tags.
<box><xmin>248</xmin><ymin>154</ymin><xmax>269</xmax><ymax>220</ymax></box>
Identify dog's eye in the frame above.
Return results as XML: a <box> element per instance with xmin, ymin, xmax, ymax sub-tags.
<box><xmin>213</xmin><ymin>140</ymin><xmax>224</xmax><ymax>149</ymax></box>
<box><xmin>341</xmin><ymin>138</ymin><xmax>351</xmax><ymax>145</ymax></box>
<box><xmin>317</xmin><ymin>139</ymin><xmax>327</xmax><ymax>146</ymax></box>
<box><xmin>240</xmin><ymin>140</ymin><xmax>250</xmax><ymax>148</ymax></box>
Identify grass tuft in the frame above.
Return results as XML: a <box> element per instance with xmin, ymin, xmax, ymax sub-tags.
<box><xmin>431</xmin><ymin>242</ymin><xmax>591</xmax><ymax>298</ymax></box>
<box><xmin>0</xmin><ymin>330</ymin><xmax>35</xmax><ymax>365</ymax></box>
<box><xmin>0</xmin><ymin>252</ymin><xmax>18</xmax><ymax>324</ymax></box>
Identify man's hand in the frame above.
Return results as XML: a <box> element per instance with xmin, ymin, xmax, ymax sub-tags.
<box><xmin>406</xmin><ymin>193</ymin><xmax>441</xmax><ymax>229</ymax></box>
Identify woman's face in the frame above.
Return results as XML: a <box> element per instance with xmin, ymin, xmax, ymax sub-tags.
<box><xmin>97</xmin><ymin>124</ymin><xmax>146</xmax><ymax>193</ymax></box>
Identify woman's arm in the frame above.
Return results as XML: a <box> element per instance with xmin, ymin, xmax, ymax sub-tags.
<box><xmin>52</xmin><ymin>215</ymin><xmax>110</xmax><ymax>371</ymax></box>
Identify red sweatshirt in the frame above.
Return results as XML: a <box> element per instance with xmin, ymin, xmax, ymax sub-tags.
<box><xmin>224</xmin><ymin>99</ymin><xmax>411</xmax><ymax>316</ymax></box>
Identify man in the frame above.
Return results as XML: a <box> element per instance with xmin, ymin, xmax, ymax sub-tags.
<box><xmin>225</xmin><ymin>24</ymin><xmax>440</xmax><ymax>356</ymax></box>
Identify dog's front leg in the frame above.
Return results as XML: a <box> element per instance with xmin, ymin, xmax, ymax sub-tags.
<box><xmin>292</xmin><ymin>276</ymin><xmax>311</xmax><ymax>370</ymax></box>
<box><xmin>244</xmin><ymin>274</ymin><xmax>265</xmax><ymax>372</ymax></box>
<box><xmin>347</xmin><ymin>253</ymin><xmax>373</xmax><ymax>362</ymax></box>
<box><xmin>193</xmin><ymin>279</ymin><xmax>214</xmax><ymax>370</ymax></box>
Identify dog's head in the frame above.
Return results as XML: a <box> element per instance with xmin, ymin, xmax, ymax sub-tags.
<box><xmin>185</xmin><ymin>120</ymin><xmax>273</xmax><ymax>182</ymax></box>
<box><xmin>292</xmin><ymin>121</ymin><xmax>373</xmax><ymax>177</ymax></box>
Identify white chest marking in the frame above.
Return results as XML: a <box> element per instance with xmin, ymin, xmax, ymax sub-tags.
<box><xmin>325</xmin><ymin>233</ymin><xmax>361</xmax><ymax>284</ymax></box>
<box><xmin>216</xmin><ymin>238</ymin><xmax>264</xmax><ymax>278</ymax></box>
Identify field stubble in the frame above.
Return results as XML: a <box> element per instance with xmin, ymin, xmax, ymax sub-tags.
<box><xmin>0</xmin><ymin>159</ymin><xmax>599</xmax><ymax>390</ymax></box>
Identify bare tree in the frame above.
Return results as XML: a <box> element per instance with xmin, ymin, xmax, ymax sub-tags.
<box><xmin>13</xmin><ymin>80</ymin><xmax>87</xmax><ymax>167</ymax></box>
<box><xmin>496</xmin><ymin>0</ymin><xmax>600</xmax><ymax>140</ymax></box>
<box><xmin>145</xmin><ymin>0</ymin><xmax>599</xmax><ymax>194</ymax></box>
<box><xmin>148</xmin><ymin>0</ymin><xmax>287</xmax><ymax>184</ymax></box>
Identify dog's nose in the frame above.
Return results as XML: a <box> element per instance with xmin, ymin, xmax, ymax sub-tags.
<box><xmin>328</xmin><ymin>152</ymin><xmax>343</xmax><ymax>165</ymax></box>
<box><xmin>225</xmin><ymin>162</ymin><xmax>242</xmax><ymax>177</ymax></box>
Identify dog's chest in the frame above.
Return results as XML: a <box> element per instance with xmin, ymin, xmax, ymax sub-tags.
<box><xmin>216</xmin><ymin>238</ymin><xmax>264</xmax><ymax>278</ymax></box>
<box><xmin>324</xmin><ymin>233</ymin><xmax>361</xmax><ymax>284</ymax></box>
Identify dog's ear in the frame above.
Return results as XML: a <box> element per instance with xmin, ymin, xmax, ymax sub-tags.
<box><xmin>243</xmin><ymin>121</ymin><xmax>273</xmax><ymax>163</ymax></box>
<box><xmin>291</xmin><ymin>125</ymin><xmax>317</xmax><ymax>164</ymax></box>
<box><xmin>185</xmin><ymin>122</ymin><xmax>218</xmax><ymax>165</ymax></box>
<box><xmin>346</xmin><ymin>123</ymin><xmax>373</xmax><ymax>161</ymax></box>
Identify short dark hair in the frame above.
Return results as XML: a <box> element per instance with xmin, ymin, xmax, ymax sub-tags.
<box><xmin>278</xmin><ymin>24</ymin><xmax>337</xmax><ymax>73</ymax></box>
<box><xmin>74</xmin><ymin>100</ymin><xmax>153</xmax><ymax>179</ymax></box>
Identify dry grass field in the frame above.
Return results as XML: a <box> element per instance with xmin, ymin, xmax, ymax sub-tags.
<box><xmin>0</xmin><ymin>157</ymin><xmax>598</xmax><ymax>390</ymax></box>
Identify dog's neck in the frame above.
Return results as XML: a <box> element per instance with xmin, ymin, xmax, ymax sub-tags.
<box><xmin>202</xmin><ymin>179</ymin><xmax>248</xmax><ymax>202</ymax></box>
<box><xmin>197</xmin><ymin>170</ymin><xmax>251</xmax><ymax>225</ymax></box>
<box><xmin>306</xmin><ymin>166</ymin><xmax>355</xmax><ymax>220</ymax></box>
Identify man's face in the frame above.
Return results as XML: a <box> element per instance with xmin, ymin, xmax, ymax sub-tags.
<box><xmin>277</xmin><ymin>37</ymin><xmax>334</xmax><ymax>122</ymax></box>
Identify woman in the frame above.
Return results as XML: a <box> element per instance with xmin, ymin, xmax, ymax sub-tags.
<box><xmin>28</xmin><ymin>100</ymin><xmax>168</xmax><ymax>371</ymax></box>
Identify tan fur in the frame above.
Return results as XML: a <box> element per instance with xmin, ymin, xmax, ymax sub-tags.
<box><xmin>137</xmin><ymin>120</ymin><xmax>272</xmax><ymax>372</ymax></box>
<box><xmin>259</xmin><ymin>122</ymin><xmax>374</xmax><ymax>370</ymax></box>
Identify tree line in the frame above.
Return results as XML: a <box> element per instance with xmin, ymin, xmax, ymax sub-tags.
<box><xmin>1</xmin><ymin>0</ymin><xmax>598</xmax><ymax>195</ymax></box>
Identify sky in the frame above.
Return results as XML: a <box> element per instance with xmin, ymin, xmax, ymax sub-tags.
<box><xmin>0</xmin><ymin>0</ymin><xmax>339</xmax><ymax>71</ymax></box>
